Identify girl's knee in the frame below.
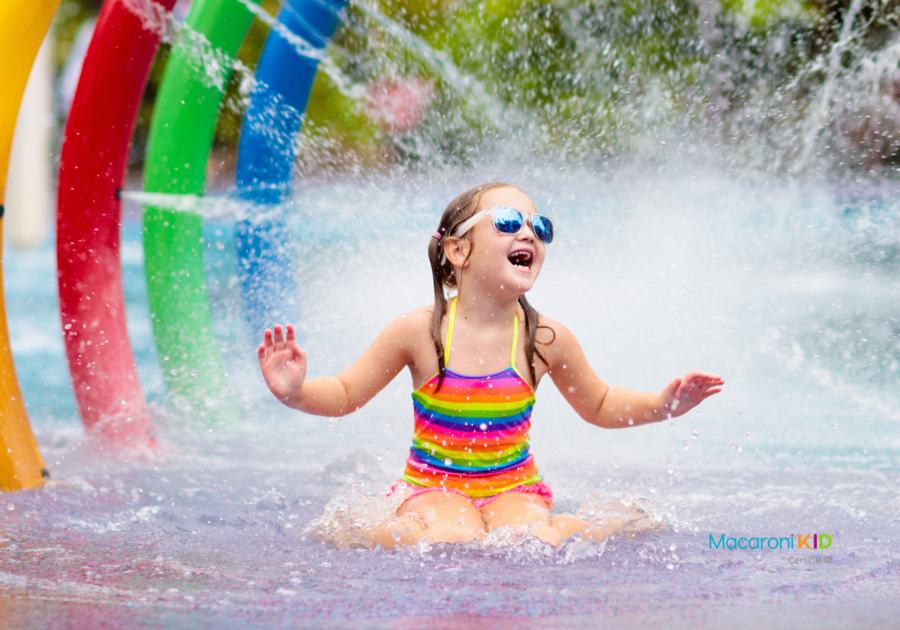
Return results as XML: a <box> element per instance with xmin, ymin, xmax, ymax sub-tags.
<box><xmin>482</xmin><ymin>493</ymin><xmax>551</xmax><ymax>529</ymax></box>
<box><xmin>428</xmin><ymin>522</ymin><xmax>485</xmax><ymax>545</ymax></box>
<box><xmin>400</xmin><ymin>490</ymin><xmax>480</xmax><ymax>518</ymax></box>
<box><xmin>386</xmin><ymin>491</ymin><xmax>486</xmax><ymax>547</ymax></box>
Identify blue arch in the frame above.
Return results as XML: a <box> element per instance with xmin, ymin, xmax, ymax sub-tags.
<box><xmin>235</xmin><ymin>0</ymin><xmax>346</xmax><ymax>334</ymax></box>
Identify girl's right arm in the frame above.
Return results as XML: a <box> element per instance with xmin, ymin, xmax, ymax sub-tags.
<box><xmin>257</xmin><ymin>316</ymin><xmax>414</xmax><ymax>417</ymax></box>
<box><xmin>540</xmin><ymin>318</ymin><xmax>723</xmax><ymax>428</ymax></box>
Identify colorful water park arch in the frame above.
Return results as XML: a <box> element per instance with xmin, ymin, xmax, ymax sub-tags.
<box><xmin>0</xmin><ymin>0</ymin><xmax>59</xmax><ymax>492</ymax></box>
<box><xmin>2</xmin><ymin>0</ymin><xmax>345</xmax><ymax>491</ymax></box>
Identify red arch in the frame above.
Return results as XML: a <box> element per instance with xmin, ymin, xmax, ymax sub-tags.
<box><xmin>57</xmin><ymin>0</ymin><xmax>177</xmax><ymax>442</ymax></box>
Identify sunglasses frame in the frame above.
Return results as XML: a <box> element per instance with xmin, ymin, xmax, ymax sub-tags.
<box><xmin>452</xmin><ymin>206</ymin><xmax>555</xmax><ymax>244</ymax></box>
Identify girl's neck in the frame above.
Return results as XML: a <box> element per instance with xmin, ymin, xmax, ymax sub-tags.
<box><xmin>454</xmin><ymin>291</ymin><xmax>519</xmax><ymax>328</ymax></box>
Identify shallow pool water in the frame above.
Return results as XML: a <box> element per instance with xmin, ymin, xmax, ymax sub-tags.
<box><xmin>2</xmin><ymin>169</ymin><xmax>899</xmax><ymax>628</ymax></box>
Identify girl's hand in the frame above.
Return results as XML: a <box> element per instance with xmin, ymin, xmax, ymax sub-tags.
<box><xmin>661</xmin><ymin>371</ymin><xmax>724</xmax><ymax>418</ymax></box>
<box><xmin>258</xmin><ymin>324</ymin><xmax>307</xmax><ymax>406</ymax></box>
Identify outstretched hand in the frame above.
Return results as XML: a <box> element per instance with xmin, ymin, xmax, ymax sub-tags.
<box><xmin>661</xmin><ymin>371</ymin><xmax>724</xmax><ymax>418</ymax></box>
<box><xmin>258</xmin><ymin>324</ymin><xmax>307</xmax><ymax>406</ymax></box>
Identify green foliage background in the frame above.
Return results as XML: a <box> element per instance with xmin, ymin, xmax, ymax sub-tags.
<box><xmin>50</xmin><ymin>0</ymin><xmax>900</xmax><ymax>174</ymax></box>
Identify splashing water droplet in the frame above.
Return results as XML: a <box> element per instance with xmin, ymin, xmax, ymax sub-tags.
<box><xmin>649</xmin><ymin>485</ymin><xmax>658</xmax><ymax>493</ymax></box>
<box><xmin>479</xmin><ymin>423</ymin><xmax>487</xmax><ymax>430</ymax></box>
<box><xmin>670</xmin><ymin>544</ymin><xmax>677</xmax><ymax>551</ymax></box>
<box><xmin>745</xmin><ymin>432</ymin><xmax>751</xmax><ymax>437</ymax></box>
<box><xmin>667</xmin><ymin>563</ymin><xmax>674</xmax><ymax>570</ymax></box>
<box><xmin>683</xmin><ymin>440</ymin><xmax>689</xmax><ymax>450</ymax></box>
<box><xmin>444</xmin><ymin>458</ymin><xmax>452</xmax><ymax>466</ymax></box>
<box><xmin>627</xmin><ymin>419</ymin><xmax>634</xmax><ymax>426</ymax></box>
<box><xmin>6</xmin><ymin>504</ymin><xmax>14</xmax><ymax>511</ymax></box>
<box><xmin>832</xmin><ymin>422</ymin><xmax>839</xmax><ymax>429</ymax></box>
<box><xmin>691</xmin><ymin>427</ymin><xmax>699</xmax><ymax>439</ymax></box>
<box><xmin>731</xmin><ymin>444</ymin><xmax>742</xmax><ymax>452</ymax></box>
<box><xmin>376</xmin><ymin>454</ymin><xmax>384</xmax><ymax>461</ymax></box>
<box><xmin>392</xmin><ymin>531</ymin><xmax>401</xmax><ymax>542</ymax></box>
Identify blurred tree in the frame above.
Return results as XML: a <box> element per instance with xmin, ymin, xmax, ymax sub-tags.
<box><xmin>49</xmin><ymin>0</ymin><xmax>900</xmax><ymax>175</ymax></box>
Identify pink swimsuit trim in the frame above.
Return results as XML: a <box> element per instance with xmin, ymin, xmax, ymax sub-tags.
<box><xmin>389</xmin><ymin>479</ymin><xmax>554</xmax><ymax>510</ymax></box>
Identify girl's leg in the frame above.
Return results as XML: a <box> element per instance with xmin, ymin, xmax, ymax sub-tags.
<box><xmin>551</xmin><ymin>502</ymin><xmax>663</xmax><ymax>543</ymax></box>
<box><xmin>549</xmin><ymin>513</ymin><xmax>615</xmax><ymax>542</ymax></box>
<box><xmin>480</xmin><ymin>493</ymin><xmax>561</xmax><ymax>546</ymax></box>
<box><xmin>366</xmin><ymin>490</ymin><xmax>486</xmax><ymax>550</ymax></box>
<box><xmin>364</xmin><ymin>512</ymin><xmax>430</xmax><ymax>550</ymax></box>
<box><xmin>482</xmin><ymin>495</ymin><xmax>660</xmax><ymax>546</ymax></box>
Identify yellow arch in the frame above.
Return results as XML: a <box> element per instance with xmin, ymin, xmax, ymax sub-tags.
<box><xmin>0</xmin><ymin>0</ymin><xmax>60</xmax><ymax>491</ymax></box>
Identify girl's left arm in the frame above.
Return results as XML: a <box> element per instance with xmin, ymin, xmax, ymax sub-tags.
<box><xmin>258</xmin><ymin>314</ymin><xmax>416</xmax><ymax>417</ymax></box>
<box><xmin>541</xmin><ymin>318</ymin><xmax>723</xmax><ymax>429</ymax></box>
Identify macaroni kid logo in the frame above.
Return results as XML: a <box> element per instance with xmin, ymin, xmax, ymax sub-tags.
<box><xmin>709</xmin><ymin>533</ymin><xmax>833</xmax><ymax>551</ymax></box>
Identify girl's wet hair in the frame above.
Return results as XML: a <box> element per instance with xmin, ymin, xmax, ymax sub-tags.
<box><xmin>428</xmin><ymin>182</ymin><xmax>554</xmax><ymax>391</ymax></box>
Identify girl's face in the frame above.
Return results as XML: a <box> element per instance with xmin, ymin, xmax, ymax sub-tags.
<box><xmin>456</xmin><ymin>187</ymin><xmax>546</xmax><ymax>298</ymax></box>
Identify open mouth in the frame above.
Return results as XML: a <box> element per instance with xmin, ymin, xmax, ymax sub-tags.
<box><xmin>508</xmin><ymin>249</ymin><xmax>533</xmax><ymax>270</ymax></box>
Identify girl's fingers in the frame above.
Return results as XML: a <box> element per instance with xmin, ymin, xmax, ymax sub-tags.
<box><xmin>286</xmin><ymin>325</ymin><xmax>301</xmax><ymax>354</ymax></box>
<box><xmin>257</xmin><ymin>343</ymin><xmax>267</xmax><ymax>365</ymax></box>
<box><xmin>686</xmin><ymin>375</ymin><xmax>724</xmax><ymax>390</ymax></box>
<box><xmin>702</xmin><ymin>387</ymin><xmax>723</xmax><ymax>398</ymax></box>
<box><xmin>273</xmin><ymin>324</ymin><xmax>284</xmax><ymax>351</ymax></box>
<box><xmin>261</xmin><ymin>325</ymin><xmax>305</xmax><ymax>360</ymax></box>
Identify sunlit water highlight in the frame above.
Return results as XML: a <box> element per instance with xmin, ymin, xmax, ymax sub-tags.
<box><xmin>3</xmin><ymin>168</ymin><xmax>900</xmax><ymax>627</ymax></box>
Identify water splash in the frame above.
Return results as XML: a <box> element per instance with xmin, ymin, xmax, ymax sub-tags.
<box><xmin>793</xmin><ymin>0</ymin><xmax>866</xmax><ymax>173</ymax></box>
<box><xmin>122</xmin><ymin>0</ymin><xmax>367</xmax><ymax>111</ymax></box>
<box><xmin>305</xmin><ymin>485</ymin><xmax>671</xmax><ymax>555</ymax></box>
<box><xmin>348</xmin><ymin>0</ymin><xmax>517</xmax><ymax>130</ymax></box>
<box><xmin>122</xmin><ymin>0</ymin><xmax>248</xmax><ymax>93</ymax></box>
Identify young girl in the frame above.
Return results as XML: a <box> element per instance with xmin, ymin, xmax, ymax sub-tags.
<box><xmin>258</xmin><ymin>182</ymin><xmax>724</xmax><ymax>549</ymax></box>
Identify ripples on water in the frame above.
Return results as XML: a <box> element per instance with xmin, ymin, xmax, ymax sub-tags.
<box><xmin>2</xmin><ymin>169</ymin><xmax>900</xmax><ymax>627</ymax></box>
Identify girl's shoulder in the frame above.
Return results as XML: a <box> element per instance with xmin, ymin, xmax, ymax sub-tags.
<box><xmin>534</xmin><ymin>314</ymin><xmax>578</xmax><ymax>353</ymax></box>
<box><xmin>402</xmin><ymin>304</ymin><xmax>439</xmax><ymax>326</ymax></box>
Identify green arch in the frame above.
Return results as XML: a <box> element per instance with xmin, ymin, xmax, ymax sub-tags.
<box><xmin>142</xmin><ymin>0</ymin><xmax>262</xmax><ymax>422</ymax></box>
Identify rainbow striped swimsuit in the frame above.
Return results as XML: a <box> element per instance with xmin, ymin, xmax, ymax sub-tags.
<box><xmin>401</xmin><ymin>298</ymin><xmax>543</xmax><ymax>500</ymax></box>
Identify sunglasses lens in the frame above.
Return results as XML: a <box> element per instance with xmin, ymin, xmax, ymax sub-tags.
<box><xmin>492</xmin><ymin>207</ymin><xmax>524</xmax><ymax>234</ymax></box>
<box><xmin>531</xmin><ymin>215</ymin><xmax>554</xmax><ymax>243</ymax></box>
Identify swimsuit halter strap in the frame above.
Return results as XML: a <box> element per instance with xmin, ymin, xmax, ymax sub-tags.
<box><xmin>444</xmin><ymin>297</ymin><xmax>519</xmax><ymax>370</ymax></box>
<box><xmin>444</xmin><ymin>297</ymin><xmax>456</xmax><ymax>364</ymax></box>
